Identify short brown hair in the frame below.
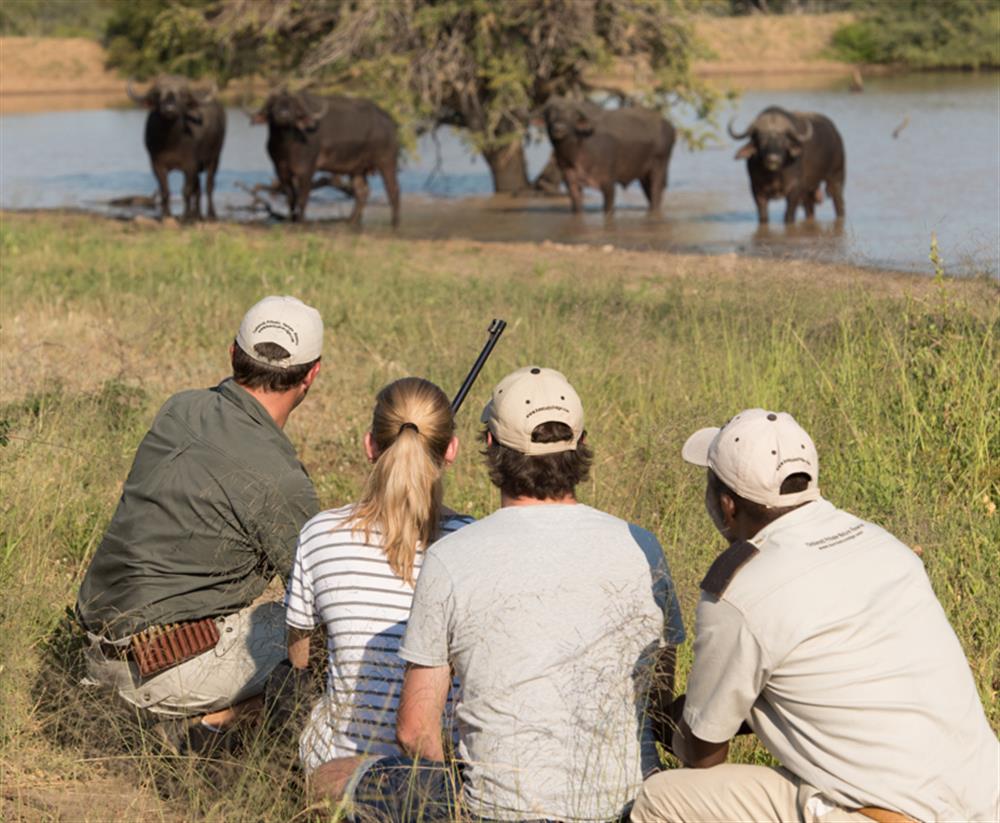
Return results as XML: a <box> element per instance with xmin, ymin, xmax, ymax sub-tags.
<box><xmin>482</xmin><ymin>421</ymin><xmax>592</xmax><ymax>500</ymax></box>
<box><xmin>231</xmin><ymin>340</ymin><xmax>318</xmax><ymax>391</ymax></box>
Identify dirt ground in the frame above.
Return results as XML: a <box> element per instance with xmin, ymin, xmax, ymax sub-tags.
<box><xmin>0</xmin><ymin>37</ymin><xmax>125</xmax><ymax>114</ymax></box>
<box><xmin>0</xmin><ymin>13</ymin><xmax>859</xmax><ymax>115</ymax></box>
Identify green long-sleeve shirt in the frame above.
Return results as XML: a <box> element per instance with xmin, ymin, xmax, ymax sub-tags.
<box><xmin>77</xmin><ymin>378</ymin><xmax>319</xmax><ymax>639</ymax></box>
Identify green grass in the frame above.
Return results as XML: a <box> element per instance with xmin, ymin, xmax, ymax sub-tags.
<box><xmin>1</xmin><ymin>213</ymin><xmax>997</xmax><ymax>819</ymax></box>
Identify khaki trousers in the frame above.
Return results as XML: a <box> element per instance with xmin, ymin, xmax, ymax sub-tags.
<box><xmin>631</xmin><ymin>764</ymin><xmax>872</xmax><ymax>823</ymax></box>
<box><xmin>84</xmin><ymin>601</ymin><xmax>286</xmax><ymax>717</ymax></box>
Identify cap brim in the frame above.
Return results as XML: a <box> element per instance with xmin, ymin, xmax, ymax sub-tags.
<box><xmin>681</xmin><ymin>427</ymin><xmax>720</xmax><ymax>467</ymax></box>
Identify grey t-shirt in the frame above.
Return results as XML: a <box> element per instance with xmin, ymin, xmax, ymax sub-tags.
<box><xmin>399</xmin><ymin>503</ymin><xmax>685</xmax><ymax>822</ymax></box>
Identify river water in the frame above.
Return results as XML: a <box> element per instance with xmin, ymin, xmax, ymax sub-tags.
<box><xmin>1</xmin><ymin>73</ymin><xmax>997</xmax><ymax>277</ymax></box>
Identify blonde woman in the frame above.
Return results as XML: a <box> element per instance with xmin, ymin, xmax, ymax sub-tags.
<box><xmin>285</xmin><ymin>377</ymin><xmax>470</xmax><ymax>803</ymax></box>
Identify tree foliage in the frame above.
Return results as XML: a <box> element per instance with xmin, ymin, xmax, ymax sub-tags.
<box><xmin>0</xmin><ymin>0</ymin><xmax>110</xmax><ymax>37</ymax></box>
<box><xmin>832</xmin><ymin>0</ymin><xmax>999</xmax><ymax>69</ymax></box>
<box><xmin>104</xmin><ymin>0</ymin><xmax>720</xmax><ymax>192</ymax></box>
<box><xmin>103</xmin><ymin>0</ymin><xmax>220</xmax><ymax>79</ymax></box>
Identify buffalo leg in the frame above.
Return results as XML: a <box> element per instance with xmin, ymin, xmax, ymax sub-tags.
<box><xmin>783</xmin><ymin>195</ymin><xmax>800</xmax><ymax>224</ymax></box>
<box><xmin>153</xmin><ymin>164</ymin><xmax>171</xmax><ymax>219</ymax></box>
<box><xmin>563</xmin><ymin>169</ymin><xmax>583</xmax><ymax>213</ymax></box>
<box><xmin>803</xmin><ymin>193</ymin><xmax>816</xmax><ymax>220</ymax></box>
<box><xmin>380</xmin><ymin>164</ymin><xmax>401</xmax><ymax>228</ymax></box>
<box><xmin>601</xmin><ymin>181</ymin><xmax>616</xmax><ymax>215</ymax></box>
<box><xmin>205</xmin><ymin>160</ymin><xmax>219</xmax><ymax>221</ymax></box>
<box><xmin>640</xmin><ymin>175</ymin><xmax>652</xmax><ymax>206</ymax></box>
<box><xmin>292</xmin><ymin>173</ymin><xmax>313</xmax><ymax>222</ymax></box>
<box><xmin>182</xmin><ymin>170</ymin><xmax>201</xmax><ymax>221</ymax></box>
<box><xmin>348</xmin><ymin>174</ymin><xmax>369</xmax><ymax>227</ymax></box>
<box><xmin>828</xmin><ymin>178</ymin><xmax>846</xmax><ymax>219</ymax></box>
<box><xmin>754</xmin><ymin>193</ymin><xmax>769</xmax><ymax>224</ymax></box>
<box><xmin>646</xmin><ymin>165</ymin><xmax>667</xmax><ymax>213</ymax></box>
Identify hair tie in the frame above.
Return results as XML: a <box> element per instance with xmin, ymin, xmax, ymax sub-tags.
<box><xmin>399</xmin><ymin>422</ymin><xmax>419</xmax><ymax>435</ymax></box>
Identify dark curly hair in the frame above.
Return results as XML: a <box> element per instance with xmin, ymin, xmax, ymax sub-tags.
<box><xmin>231</xmin><ymin>340</ymin><xmax>319</xmax><ymax>391</ymax></box>
<box><xmin>482</xmin><ymin>421</ymin><xmax>592</xmax><ymax>500</ymax></box>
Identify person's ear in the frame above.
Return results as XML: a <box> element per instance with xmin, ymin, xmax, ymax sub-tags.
<box><xmin>719</xmin><ymin>491</ymin><xmax>737</xmax><ymax>527</ymax></box>
<box><xmin>443</xmin><ymin>435</ymin><xmax>459</xmax><ymax>467</ymax></box>
<box><xmin>301</xmin><ymin>360</ymin><xmax>322</xmax><ymax>391</ymax></box>
<box><xmin>486</xmin><ymin>430</ymin><xmax>494</xmax><ymax>447</ymax></box>
<box><xmin>364</xmin><ymin>431</ymin><xmax>378</xmax><ymax>464</ymax></box>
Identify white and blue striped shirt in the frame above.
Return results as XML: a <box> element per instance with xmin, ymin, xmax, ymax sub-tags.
<box><xmin>286</xmin><ymin>504</ymin><xmax>472</xmax><ymax>770</ymax></box>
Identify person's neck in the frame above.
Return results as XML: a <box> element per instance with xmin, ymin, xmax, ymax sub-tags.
<box><xmin>236</xmin><ymin>382</ymin><xmax>296</xmax><ymax>429</ymax></box>
<box><xmin>500</xmin><ymin>491</ymin><xmax>578</xmax><ymax>508</ymax></box>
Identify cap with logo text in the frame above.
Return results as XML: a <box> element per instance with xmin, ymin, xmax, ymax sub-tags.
<box><xmin>681</xmin><ymin>408</ymin><xmax>820</xmax><ymax>507</ymax></box>
<box><xmin>236</xmin><ymin>295</ymin><xmax>323</xmax><ymax>367</ymax></box>
<box><xmin>481</xmin><ymin>366</ymin><xmax>584</xmax><ymax>456</ymax></box>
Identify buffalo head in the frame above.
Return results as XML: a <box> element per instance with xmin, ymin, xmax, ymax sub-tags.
<box><xmin>728</xmin><ymin>107</ymin><xmax>813</xmax><ymax>172</ymax></box>
<box><xmin>543</xmin><ymin>97</ymin><xmax>601</xmax><ymax>141</ymax></box>
<box><xmin>128</xmin><ymin>76</ymin><xmax>216</xmax><ymax>122</ymax></box>
<box><xmin>252</xmin><ymin>89</ymin><xmax>328</xmax><ymax>132</ymax></box>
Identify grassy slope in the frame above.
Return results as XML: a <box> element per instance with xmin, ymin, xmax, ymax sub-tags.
<box><xmin>1</xmin><ymin>213</ymin><xmax>997</xmax><ymax>819</ymax></box>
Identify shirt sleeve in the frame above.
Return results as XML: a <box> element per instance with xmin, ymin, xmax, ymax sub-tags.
<box><xmin>260</xmin><ymin>467</ymin><xmax>321</xmax><ymax>576</ymax></box>
<box><xmin>683</xmin><ymin>594</ymin><xmax>769</xmax><ymax>743</ymax></box>
<box><xmin>284</xmin><ymin>527</ymin><xmax>317</xmax><ymax>630</ymax></box>
<box><xmin>398</xmin><ymin>551</ymin><xmax>454</xmax><ymax>667</ymax></box>
<box><xmin>629</xmin><ymin>523</ymin><xmax>686</xmax><ymax>646</ymax></box>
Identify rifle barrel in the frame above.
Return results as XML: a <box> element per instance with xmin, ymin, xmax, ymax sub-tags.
<box><xmin>451</xmin><ymin>319</ymin><xmax>507</xmax><ymax>415</ymax></box>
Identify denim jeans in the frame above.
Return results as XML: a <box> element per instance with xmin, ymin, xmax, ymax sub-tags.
<box><xmin>347</xmin><ymin>754</ymin><xmax>631</xmax><ymax>823</ymax></box>
<box><xmin>349</xmin><ymin>755</ymin><xmax>462</xmax><ymax>823</ymax></box>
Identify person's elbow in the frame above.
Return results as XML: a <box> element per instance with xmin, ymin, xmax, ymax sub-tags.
<box><xmin>673</xmin><ymin>723</ymin><xmax>730</xmax><ymax>769</ymax></box>
<box><xmin>395</xmin><ymin>716</ymin><xmax>428</xmax><ymax>757</ymax></box>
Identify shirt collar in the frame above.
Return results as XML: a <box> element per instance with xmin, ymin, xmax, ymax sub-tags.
<box><xmin>216</xmin><ymin>378</ymin><xmax>291</xmax><ymax>446</ymax></box>
<box><xmin>751</xmin><ymin>498</ymin><xmax>831</xmax><ymax>546</ymax></box>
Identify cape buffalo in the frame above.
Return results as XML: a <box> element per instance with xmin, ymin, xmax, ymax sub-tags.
<box><xmin>729</xmin><ymin>106</ymin><xmax>845</xmax><ymax>224</ymax></box>
<box><xmin>253</xmin><ymin>91</ymin><xmax>401</xmax><ymax>227</ymax></box>
<box><xmin>543</xmin><ymin>98</ymin><xmax>675</xmax><ymax>214</ymax></box>
<box><xmin>128</xmin><ymin>76</ymin><xmax>225</xmax><ymax>221</ymax></box>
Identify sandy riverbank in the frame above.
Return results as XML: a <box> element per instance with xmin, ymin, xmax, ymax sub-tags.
<box><xmin>0</xmin><ymin>13</ymin><xmax>860</xmax><ymax>115</ymax></box>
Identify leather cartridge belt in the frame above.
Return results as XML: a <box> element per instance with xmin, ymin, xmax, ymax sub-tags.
<box><xmin>97</xmin><ymin>617</ymin><xmax>222</xmax><ymax>678</ymax></box>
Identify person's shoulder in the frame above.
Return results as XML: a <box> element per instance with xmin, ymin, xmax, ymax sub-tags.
<box><xmin>426</xmin><ymin>509</ymin><xmax>496</xmax><ymax>561</ymax></box>
<box><xmin>299</xmin><ymin>504</ymin><xmax>357</xmax><ymax>542</ymax></box>
<box><xmin>574</xmin><ymin>505</ymin><xmax>657</xmax><ymax>539</ymax></box>
<box><xmin>439</xmin><ymin>511</ymin><xmax>475</xmax><ymax>535</ymax></box>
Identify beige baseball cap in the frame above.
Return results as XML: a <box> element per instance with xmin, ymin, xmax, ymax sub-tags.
<box><xmin>236</xmin><ymin>296</ymin><xmax>323</xmax><ymax>366</ymax></box>
<box><xmin>481</xmin><ymin>366</ymin><xmax>584</xmax><ymax>455</ymax></box>
<box><xmin>682</xmin><ymin>408</ymin><xmax>820</xmax><ymax>507</ymax></box>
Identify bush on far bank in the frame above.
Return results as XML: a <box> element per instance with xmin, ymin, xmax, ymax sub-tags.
<box><xmin>832</xmin><ymin>0</ymin><xmax>1000</xmax><ymax>70</ymax></box>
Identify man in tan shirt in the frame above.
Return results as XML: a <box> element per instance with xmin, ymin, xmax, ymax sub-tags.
<box><xmin>632</xmin><ymin>409</ymin><xmax>998</xmax><ymax>823</ymax></box>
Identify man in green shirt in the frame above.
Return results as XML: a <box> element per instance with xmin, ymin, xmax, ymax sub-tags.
<box><xmin>77</xmin><ymin>296</ymin><xmax>323</xmax><ymax>748</ymax></box>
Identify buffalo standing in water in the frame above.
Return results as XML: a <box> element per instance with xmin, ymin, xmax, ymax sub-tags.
<box><xmin>253</xmin><ymin>90</ymin><xmax>401</xmax><ymax>227</ymax></box>
<box><xmin>729</xmin><ymin>106</ymin><xmax>845</xmax><ymax>224</ymax></box>
<box><xmin>127</xmin><ymin>76</ymin><xmax>225</xmax><ymax>221</ymax></box>
<box><xmin>543</xmin><ymin>97</ymin><xmax>675</xmax><ymax>215</ymax></box>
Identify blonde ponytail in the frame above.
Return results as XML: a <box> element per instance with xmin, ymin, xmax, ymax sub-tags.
<box><xmin>346</xmin><ymin>378</ymin><xmax>454</xmax><ymax>585</ymax></box>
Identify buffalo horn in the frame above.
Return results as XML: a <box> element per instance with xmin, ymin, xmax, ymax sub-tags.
<box><xmin>304</xmin><ymin>95</ymin><xmax>328</xmax><ymax>122</ymax></box>
<box><xmin>126</xmin><ymin>79</ymin><xmax>148</xmax><ymax>104</ymax></box>
<box><xmin>194</xmin><ymin>80</ymin><xmax>218</xmax><ymax>104</ymax></box>
<box><xmin>727</xmin><ymin>117</ymin><xmax>752</xmax><ymax>140</ymax></box>
<box><xmin>791</xmin><ymin>114</ymin><xmax>813</xmax><ymax>143</ymax></box>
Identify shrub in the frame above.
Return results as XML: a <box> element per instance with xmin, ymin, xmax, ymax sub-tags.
<box><xmin>832</xmin><ymin>0</ymin><xmax>1000</xmax><ymax>69</ymax></box>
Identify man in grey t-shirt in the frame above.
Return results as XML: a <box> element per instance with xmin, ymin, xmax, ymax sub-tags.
<box><xmin>345</xmin><ymin>367</ymin><xmax>684</xmax><ymax>822</ymax></box>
